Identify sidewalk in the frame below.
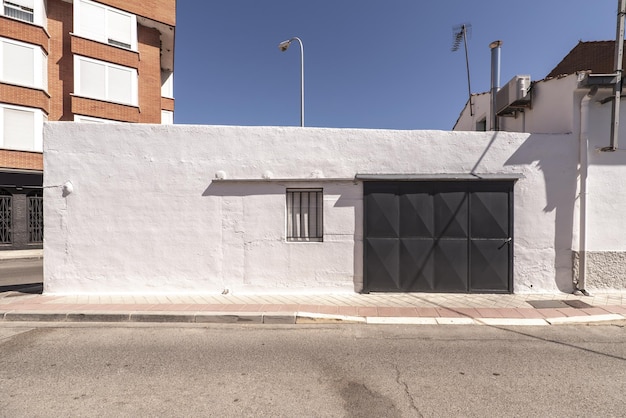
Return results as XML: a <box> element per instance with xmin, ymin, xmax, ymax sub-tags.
<box><xmin>0</xmin><ymin>249</ymin><xmax>43</xmax><ymax>260</ymax></box>
<box><xmin>1</xmin><ymin>290</ymin><xmax>625</xmax><ymax>325</ymax></box>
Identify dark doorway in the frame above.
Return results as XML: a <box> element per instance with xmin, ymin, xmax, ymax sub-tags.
<box><xmin>363</xmin><ymin>181</ymin><xmax>513</xmax><ymax>293</ymax></box>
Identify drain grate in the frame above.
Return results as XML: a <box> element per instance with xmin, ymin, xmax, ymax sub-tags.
<box><xmin>526</xmin><ymin>300</ymin><xmax>593</xmax><ymax>309</ymax></box>
<box><xmin>562</xmin><ymin>300</ymin><xmax>593</xmax><ymax>309</ymax></box>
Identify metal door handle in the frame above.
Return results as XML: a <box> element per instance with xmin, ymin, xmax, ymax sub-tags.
<box><xmin>498</xmin><ymin>237</ymin><xmax>512</xmax><ymax>249</ymax></box>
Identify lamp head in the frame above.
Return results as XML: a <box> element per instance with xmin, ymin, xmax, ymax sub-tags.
<box><xmin>278</xmin><ymin>40</ymin><xmax>291</xmax><ymax>52</ymax></box>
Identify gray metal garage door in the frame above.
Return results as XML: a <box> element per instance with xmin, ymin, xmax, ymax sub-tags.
<box><xmin>363</xmin><ymin>181</ymin><xmax>513</xmax><ymax>293</ymax></box>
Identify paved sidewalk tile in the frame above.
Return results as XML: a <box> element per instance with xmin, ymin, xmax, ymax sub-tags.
<box><xmin>1</xmin><ymin>291</ymin><xmax>625</xmax><ymax>326</ymax></box>
<box><xmin>534</xmin><ymin>308</ymin><xmax>565</xmax><ymax>318</ymax></box>
<box><xmin>603</xmin><ymin>306</ymin><xmax>626</xmax><ymax>314</ymax></box>
<box><xmin>337</xmin><ymin>306</ymin><xmax>359</xmax><ymax>316</ymax></box>
<box><xmin>357</xmin><ymin>307</ymin><xmax>378</xmax><ymax>316</ymax></box>
<box><xmin>476</xmin><ymin>308</ymin><xmax>504</xmax><ymax>318</ymax></box>
<box><xmin>515</xmin><ymin>309</ymin><xmax>546</xmax><ymax>319</ymax></box>
<box><xmin>436</xmin><ymin>308</ymin><xmax>466</xmax><ymax>318</ymax></box>
<box><xmin>579</xmin><ymin>307</ymin><xmax>612</xmax><ymax>316</ymax></box>
<box><xmin>415</xmin><ymin>308</ymin><xmax>439</xmax><ymax>317</ymax></box>
<box><xmin>556</xmin><ymin>307</ymin><xmax>589</xmax><ymax>317</ymax></box>
<box><xmin>490</xmin><ymin>308</ymin><xmax>526</xmax><ymax>319</ymax></box>
<box><xmin>451</xmin><ymin>308</ymin><xmax>482</xmax><ymax>318</ymax></box>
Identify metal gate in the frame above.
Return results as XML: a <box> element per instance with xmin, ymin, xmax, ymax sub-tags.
<box><xmin>363</xmin><ymin>181</ymin><xmax>513</xmax><ymax>293</ymax></box>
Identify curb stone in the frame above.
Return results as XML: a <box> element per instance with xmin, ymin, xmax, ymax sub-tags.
<box><xmin>0</xmin><ymin>311</ymin><xmax>624</xmax><ymax>325</ymax></box>
<box><xmin>296</xmin><ymin>312</ymin><xmax>366</xmax><ymax>324</ymax></box>
<box><xmin>545</xmin><ymin>314</ymin><xmax>625</xmax><ymax>325</ymax></box>
<box><xmin>195</xmin><ymin>313</ymin><xmax>263</xmax><ymax>324</ymax></box>
<box><xmin>262</xmin><ymin>312</ymin><xmax>296</xmax><ymax>324</ymax></box>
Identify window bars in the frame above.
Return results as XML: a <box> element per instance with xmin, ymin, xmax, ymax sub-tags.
<box><xmin>0</xmin><ymin>191</ymin><xmax>12</xmax><ymax>244</ymax></box>
<box><xmin>286</xmin><ymin>189</ymin><xmax>323</xmax><ymax>242</ymax></box>
<box><xmin>28</xmin><ymin>191</ymin><xmax>43</xmax><ymax>243</ymax></box>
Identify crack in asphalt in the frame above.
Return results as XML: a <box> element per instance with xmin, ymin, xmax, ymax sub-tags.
<box><xmin>392</xmin><ymin>363</ymin><xmax>423</xmax><ymax>417</ymax></box>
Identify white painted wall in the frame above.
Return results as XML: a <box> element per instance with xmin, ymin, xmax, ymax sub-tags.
<box><xmin>453</xmin><ymin>93</ymin><xmax>490</xmax><ymax>131</ymax></box>
<box><xmin>583</xmin><ymin>89</ymin><xmax>626</xmax><ymax>251</ymax></box>
<box><xmin>44</xmin><ymin>123</ymin><xmax>579</xmax><ymax>294</ymax></box>
<box><xmin>455</xmin><ymin>72</ymin><xmax>626</xmax><ymax>291</ymax></box>
<box><xmin>454</xmin><ymin>74</ymin><xmax>580</xmax><ymax>134</ymax></box>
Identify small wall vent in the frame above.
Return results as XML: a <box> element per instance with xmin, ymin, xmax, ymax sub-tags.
<box><xmin>496</xmin><ymin>75</ymin><xmax>531</xmax><ymax>116</ymax></box>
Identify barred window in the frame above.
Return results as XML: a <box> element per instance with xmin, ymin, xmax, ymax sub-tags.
<box><xmin>286</xmin><ymin>189</ymin><xmax>323</xmax><ymax>242</ymax></box>
<box><xmin>0</xmin><ymin>189</ymin><xmax>12</xmax><ymax>244</ymax></box>
<box><xmin>28</xmin><ymin>190</ymin><xmax>43</xmax><ymax>243</ymax></box>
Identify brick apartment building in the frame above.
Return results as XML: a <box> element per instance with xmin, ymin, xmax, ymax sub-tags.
<box><xmin>0</xmin><ymin>0</ymin><xmax>175</xmax><ymax>250</ymax></box>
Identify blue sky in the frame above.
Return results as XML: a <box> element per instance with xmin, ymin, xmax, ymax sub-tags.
<box><xmin>174</xmin><ymin>1</ymin><xmax>617</xmax><ymax>130</ymax></box>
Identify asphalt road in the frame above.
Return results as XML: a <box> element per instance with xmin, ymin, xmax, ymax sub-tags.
<box><xmin>0</xmin><ymin>258</ymin><xmax>42</xmax><ymax>290</ymax></box>
<box><xmin>0</xmin><ymin>323</ymin><xmax>624</xmax><ymax>417</ymax></box>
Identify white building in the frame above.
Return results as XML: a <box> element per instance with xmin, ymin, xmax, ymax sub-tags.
<box><xmin>454</xmin><ymin>40</ymin><xmax>626</xmax><ymax>293</ymax></box>
<box><xmin>44</xmin><ymin>123</ymin><xmax>586</xmax><ymax>295</ymax></box>
<box><xmin>41</xmin><ymin>41</ymin><xmax>626</xmax><ymax>296</ymax></box>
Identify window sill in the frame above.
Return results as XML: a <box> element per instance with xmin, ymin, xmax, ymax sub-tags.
<box><xmin>0</xmin><ymin>14</ymin><xmax>49</xmax><ymax>36</ymax></box>
<box><xmin>0</xmin><ymin>147</ymin><xmax>42</xmax><ymax>154</ymax></box>
<box><xmin>70</xmin><ymin>93</ymin><xmax>139</xmax><ymax>109</ymax></box>
<box><xmin>70</xmin><ymin>33</ymin><xmax>138</xmax><ymax>55</ymax></box>
<box><xmin>0</xmin><ymin>81</ymin><xmax>49</xmax><ymax>97</ymax></box>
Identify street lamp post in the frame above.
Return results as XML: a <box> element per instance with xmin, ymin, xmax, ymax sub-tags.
<box><xmin>278</xmin><ymin>37</ymin><xmax>304</xmax><ymax>127</ymax></box>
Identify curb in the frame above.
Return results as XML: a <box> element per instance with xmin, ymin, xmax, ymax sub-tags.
<box><xmin>1</xmin><ymin>311</ymin><xmax>625</xmax><ymax>325</ymax></box>
<box><xmin>0</xmin><ymin>250</ymin><xmax>43</xmax><ymax>261</ymax></box>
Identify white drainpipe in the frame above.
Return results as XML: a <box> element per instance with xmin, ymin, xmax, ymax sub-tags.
<box><xmin>576</xmin><ymin>90</ymin><xmax>593</xmax><ymax>295</ymax></box>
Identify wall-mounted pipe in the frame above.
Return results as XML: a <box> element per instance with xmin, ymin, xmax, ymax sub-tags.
<box><xmin>490</xmin><ymin>40</ymin><xmax>502</xmax><ymax>131</ymax></box>
<box><xmin>576</xmin><ymin>90</ymin><xmax>593</xmax><ymax>295</ymax></box>
<box><xmin>609</xmin><ymin>0</ymin><xmax>626</xmax><ymax>150</ymax></box>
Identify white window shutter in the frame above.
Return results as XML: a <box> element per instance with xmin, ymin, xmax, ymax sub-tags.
<box><xmin>9</xmin><ymin>0</ymin><xmax>35</xmax><ymax>9</ymax></box>
<box><xmin>41</xmin><ymin>50</ymin><xmax>48</xmax><ymax>91</ymax></box>
<box><xmin>3</xmin><ymin>108</ymin><xmax>35</xmax><ymax>151</ymax></box>
<box><xmin>107</xmin><ymin>66</ymin><xmax>132</xmax><ymax>104</ymax></box>
<box><xmin>107</xmin><ymin>10</ymin><xmax>132</xmax><ymax>46</ymax></box>
<box><xmin>3</xmin><ymin>41</ymin><xmax>34</xmax><ymax>86</ymax></box>
<box><xmin>2</xmin><ymin>42</ymin><xmax>35</xmax><ymax>86</ymax></box>
<box><xmin>80</xmin><ymin>1</ymin><xmax>106</xmax><ymax>42</ymax></box>
<box><xmin>79</xmin><ymin>58</ymin><xmax>106</xmax><ymax>99</ymax></box>
<box><xmin>161</xmin><ymin>71</ymin><xmax>174</xmax><ymax>98</ymax></box>
<box><xmin>161</xmin><ymin>110</ymin><xmax>174</xmax><ymax>125</ymax></box>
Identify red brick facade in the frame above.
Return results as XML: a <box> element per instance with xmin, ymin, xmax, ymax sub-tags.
<box><xmin>70</xmin><ymin>36</ymin><xmax>140</xmax><ymax>70</ymax></box>
<box><xmin>46</xmin><ymin>0</ymin><xmax>73</xmax><ymax>121</ymax></box>
<box><xmin>102</xmin><ymin>0</ymin><xmax>176</xmax><ymax>26</ymax></box>
<box><xmin>0</xmin><ymin>0</ymin><xmax>177</xmax><ymax>250</ymax></box>
<box><xmin>0</xmin><ymin>84</ymin><xmax>49</xmax><ymax>114</ymax></box>
<box><xmin>137</xmin><ymin>26</ymin><xmax>163</xmax><ymax>123</ymax></box>
<box><xmin>1</xmin><ymin>0</ymin><xmax>175</xmax><ymax>169</ymax></box>
<box><xmin>0</xmin><ymin>16</ymin><xmax>49</xmax><ymax>53</ymax></box>
<box><xmin>0</xmin><ymin>150</ymin><xmax>42</xmax><ymax>171</ymax></box>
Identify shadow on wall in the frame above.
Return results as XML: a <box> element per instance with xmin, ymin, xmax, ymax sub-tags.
<box><xmin>334</xmin><ymin>188</ymin><xmax>363</xmax><ymax>293</ymax></box>
<box><xmin>202</xmin><ymin>179</ymin><xmax>363</xmax><ymax>292</ymax></box>
<box><xmin>504</xmin><ymin>134</ymin><xmax>578</xmax><ymax>292</ymax></box>
<box><xmin>203</xmin><ymin>181</ymin><xmax>281</xmax><ymax>197</ymax></box>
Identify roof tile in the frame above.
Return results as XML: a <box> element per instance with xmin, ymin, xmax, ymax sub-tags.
<box><xmin>546</xmin><ymin>40</ymin><xmax>625</xmax><ymax>78</ymax></box>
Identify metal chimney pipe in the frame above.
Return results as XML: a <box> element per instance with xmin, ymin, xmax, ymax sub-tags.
<box><xmin>490</xmin><ymin>40</ymin><xmax>502</xmax><ymax>131</ymax></box>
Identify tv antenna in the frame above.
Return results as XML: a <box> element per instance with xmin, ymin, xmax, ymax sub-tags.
<box><xmin>452</xmin><ymin>23</ymin><xmax>474</xmax><ymax>116</ymax></box>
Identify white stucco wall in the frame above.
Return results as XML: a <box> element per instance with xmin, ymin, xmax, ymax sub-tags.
<box><xmin>455</xmin><ymin>71</ymin><xmax>626</xmax><ymax>292</ymax></box>
<box><xmin>454</xmin><ymin>74</ymin><xmax>580</xmax><ymax>134</ymax></box>
<box><xmin>43</xmin><ymin>123</ymin><xmax>578</xmax><ymax>294</ymax></box>
<box><xmin>584</xmin><ymin>93</ymin><xmax>626</xmax><ymax>251</ymax></box>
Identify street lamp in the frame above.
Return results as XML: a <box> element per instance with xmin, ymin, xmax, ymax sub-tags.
<box><xmin>278</xmin><ymin>37</ymin><xmax>304</xmax><ymax>127</ymax></box>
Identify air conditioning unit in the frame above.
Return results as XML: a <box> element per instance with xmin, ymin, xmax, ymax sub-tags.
<box><xmin>496</xmin><ymin>75</ymin><xmax>531</xmax><ymax>116</ymax></box>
